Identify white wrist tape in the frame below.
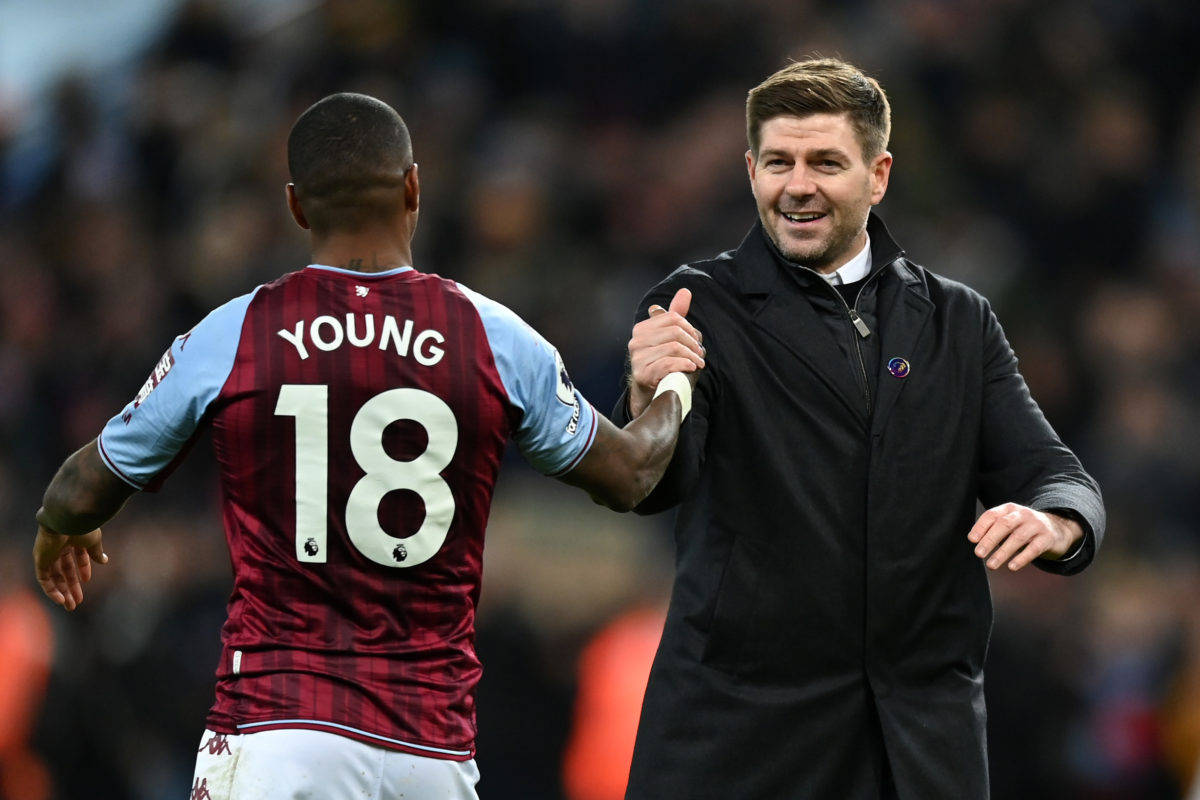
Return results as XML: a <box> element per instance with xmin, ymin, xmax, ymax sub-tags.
<box><xmin>653</xmin><ymin>372</ymin><xmax>693</xmax><ymax>420</ymax></box>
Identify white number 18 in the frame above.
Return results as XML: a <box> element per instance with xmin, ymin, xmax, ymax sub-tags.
<box><xmin>274</xmin><ymin>385</ymin><xmax>458</xmax><ymax>568</ymax></box>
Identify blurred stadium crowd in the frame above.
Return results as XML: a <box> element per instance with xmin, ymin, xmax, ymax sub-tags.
<box><xmin>1</xmin><ymin>0</ymin><xmax>1198</xmax><ymax>798</ymax></box>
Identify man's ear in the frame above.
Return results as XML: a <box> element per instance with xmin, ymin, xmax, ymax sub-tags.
<box><xmin>745</xmin><ymin>149</ymin><xmax>757</xmax><ymax>184</ymax></box>
<box><xmin>405</xmin><ymin>164</ymin><xmax>420</xmax><ymax>212</ymax></box>
<box><xmin>286</xmin><ymin>183</ymin><xmax>310</xmax><ymax>230</ymax></box>
<box><xmin>869</xmin><ymin>151</ymin><xmax>893</xmax><ymax>206</ymax></box>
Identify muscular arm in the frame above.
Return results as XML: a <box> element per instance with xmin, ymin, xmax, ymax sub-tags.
<box><xmin>37</xmin><ymin>440</ymin><xmax>137</xmax><ymax>536</ymax></box>
<box><xmin>558</xmin><ymin>387</ymin><xmax>688</xmax><ymax>512</ymax></box>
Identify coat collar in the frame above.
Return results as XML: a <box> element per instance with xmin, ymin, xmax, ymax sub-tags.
<box><xmin>714</xmin><ymin>211</ymin><xmax>933</xmax><ymax>426</ymax></box>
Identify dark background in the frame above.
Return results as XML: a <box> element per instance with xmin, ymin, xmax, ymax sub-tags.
<box><xmin>1</xmin><ymin>0</ymin><xmax>1198</xmax><ymax>798</ymax></box>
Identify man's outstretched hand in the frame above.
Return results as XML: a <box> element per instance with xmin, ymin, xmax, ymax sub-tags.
<box><xmin>967</xmin><ymin>503</ymin><xmax>1083</xmax><ymax>572</ymax></box>
<box><xmin>628</xmin><ymin>288</ymin><xmax>705</xmax><ymax>417</ymax></box>
<box><xmin>33</xmin><ymin>525</ymin><xmax>108</xmax><ymax>611</ymax></box>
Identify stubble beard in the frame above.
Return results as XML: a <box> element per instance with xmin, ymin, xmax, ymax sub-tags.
<box><xmin>763</xmin><ymin>209</ymin><xmax>867</xmax><ymax>273</ymax></box>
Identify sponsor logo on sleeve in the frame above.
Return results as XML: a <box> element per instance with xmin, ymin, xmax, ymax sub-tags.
<box><xmin>566</xmin><ymin>399</ymin><xmax>581</xmax><ymax>435</ymax></box>
<box><xmin>554</xmin><ymin>350</ymin><xmax>582</xmax><ymax>435</ymax></box>
<box><xmin>124</xmin><ymin>348</ymin><xmax>175</xmax><ymax>423</ymax></box>
<box><xmin>554</xmin><ymin>350</ymin><xmax>575</xmax><ymax>405</ymax></box>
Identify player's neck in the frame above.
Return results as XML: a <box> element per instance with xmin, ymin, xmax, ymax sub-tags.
<box><xmin>311</xmin><ymin>232</ymin><xmax>414</xmax><ymax>274</ymax></box>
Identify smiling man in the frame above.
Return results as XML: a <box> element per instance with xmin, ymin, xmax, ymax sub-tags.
<box><xmin>612</xmin><ymin>59</ymin><xmax>1105</xmax><ymax>799</ymax></box>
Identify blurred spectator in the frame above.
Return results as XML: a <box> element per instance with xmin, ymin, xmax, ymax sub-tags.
<box><xmin>562</xmin><ymin>605</ymin><xmax>665</xmax><ymax>800</ymax></box>
<box><xmin>0</xmin><ymin>547</ymin><xmax>54</xmax><ymax>800</ymax></box>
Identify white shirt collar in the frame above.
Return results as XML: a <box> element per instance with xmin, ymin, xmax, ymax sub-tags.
<box><xmin>821</xmin><ymin>235</ymin><xmax>872</xmax><ymax>286</ymax></box>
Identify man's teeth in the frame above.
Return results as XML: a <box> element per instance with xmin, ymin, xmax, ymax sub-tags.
<box><xmin>782</xmin><ymin>212</ymin><xmax>824</xmax><ymax>222</ymax></box>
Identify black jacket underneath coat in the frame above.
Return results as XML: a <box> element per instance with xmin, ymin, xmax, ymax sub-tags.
<box><xmin>612</xmin><ymin>215</ymin><xmax>1104</xmax><ymax>800</ymax></box>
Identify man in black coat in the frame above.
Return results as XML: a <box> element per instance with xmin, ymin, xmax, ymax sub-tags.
<box><xmin>612</xmin><ymin>58</ymin><xmax>1105</xmax><ymax>799</ymax></box>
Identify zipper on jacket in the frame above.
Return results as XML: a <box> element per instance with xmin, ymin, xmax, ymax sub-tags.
<box><xmin>797</xmin><ymin>253</ymin><xmax>904</xmax><ymax>418</ymax></box>
<box><xmin>819</xmin><ymin>278</ymin><xmax>876</xmax><ymax>416</ymax></box>
<box><xmin>817</xmin><ymin>260</ymin><xmax>896</xmax><ymax>417</ymax></box>
<box><xmin>848</xmin><ymin>309</ymin><xmax>871</xmax><ymax>338</ymax></box>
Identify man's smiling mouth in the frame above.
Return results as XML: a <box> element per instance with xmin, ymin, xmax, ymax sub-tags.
<box><xmin>780</xmin><ymin>211</ymin><xmax>826</xmax><ymax>223</ymax></box>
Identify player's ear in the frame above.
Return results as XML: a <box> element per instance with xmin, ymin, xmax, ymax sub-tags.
<box><xmin>286</xmin><ymin>184</ymin><xmax>310</xmax><ymax>230</ymax></box>
<box><xmin>404</xmin><ymin>164</ymin><xmax>420</xmax><ymax>213</ymax></box>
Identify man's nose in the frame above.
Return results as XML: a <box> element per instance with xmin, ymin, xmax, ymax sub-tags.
<box><xmin>784</xmin><ymin>167</ymin><xmax>818</xmax><ymax>198</ymax></box>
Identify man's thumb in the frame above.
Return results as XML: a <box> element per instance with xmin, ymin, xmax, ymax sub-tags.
<box><xmin>668</xmin><ymin>288</ymin><xmax>692</xmax><ymax>317</ymax></box>
<box><xmin>88</xmin><ymin>541</ymin><xmax>109</xmax><ymax>564</ymax></box>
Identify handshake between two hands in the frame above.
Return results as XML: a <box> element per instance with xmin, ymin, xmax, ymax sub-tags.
<box><xmin>627</xmin><ymin>288</ymin><xmax>706</xmax><ymax>418</ymax></box>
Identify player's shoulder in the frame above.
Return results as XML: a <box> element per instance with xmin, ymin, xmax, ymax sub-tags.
<box><xmin>187</xmin><ymin>284</ymin><xmax>265</xmax><ymax>343</ymax></box>
<box><xmin>451</xmin><ymin>278</ymin><xmax>517</xmax><ymax>321</ymax></box>
<box><xmin>449</xmin><ymin>279</ymin><xmax>544</xmax><ymax>347</ymax></box>
<box><xmin>253</xmin><ymin>266</ymin><xmax>312</xmax><ymax>297</ymax></box>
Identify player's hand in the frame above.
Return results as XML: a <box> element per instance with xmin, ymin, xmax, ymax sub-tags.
<box><xmin>967</xmin><ymin>504</ymin><xmax>1083</xmax><ymax>572</ymax></box>
<box><xmin>33</xmin><ymin>525</ymin><xmax>108</xmax><ymax>611</ymax></box>
<box><xmin>628</xmin><ymin>288</ymin><xmax>705</xmax><ymax>417</ymax></box>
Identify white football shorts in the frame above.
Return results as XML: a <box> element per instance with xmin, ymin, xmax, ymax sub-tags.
<box><xmin>191</xmin><ymin>727</ymin><xmax>480</xmax><ymax>799</ymax></box>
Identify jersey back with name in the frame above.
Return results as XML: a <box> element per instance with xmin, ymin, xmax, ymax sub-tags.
<box><xmin>96</xmin><ymin>264</ymin><xmax>597</xmax><ymax>759</ymax></box>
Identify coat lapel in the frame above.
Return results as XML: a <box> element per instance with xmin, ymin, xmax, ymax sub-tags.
<box><xmin>870</xmin><ymin>260</ymin><xmax>933</xmax><ymax>437</ymax></box>
<box><xmin>724</xmin><ymin>224</ymin><xmax>868</xmax><ymax>421</ymax></box>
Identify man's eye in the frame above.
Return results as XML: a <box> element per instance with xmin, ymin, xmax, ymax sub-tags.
<box><xmin>818</xmin><ymin>160</ymin><xmax>842</xmax><ymax>170</ymax></box>
<box><xmin>766</xmin><ymin>159</ymin><xmax>788</xmax><ymax>168</ymax></box>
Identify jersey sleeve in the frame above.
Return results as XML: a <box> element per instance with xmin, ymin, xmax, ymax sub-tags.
<box><xmin>457</xmin><ymin>284</ymin><xmax>598</xmax><ymax>476</ymax></box>
<box><xmin>96</xmin><ymin>288</ymin><xmax>259</xmax><ymax>491</ymax></box>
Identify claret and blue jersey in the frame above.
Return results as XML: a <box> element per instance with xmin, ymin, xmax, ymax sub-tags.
<box><xmin>96</xmin><ymin>263</ymin><xmax>597</xmax><ymax>759</ymax></box>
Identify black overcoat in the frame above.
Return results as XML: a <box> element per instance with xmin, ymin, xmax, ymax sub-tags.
<box><xmin>612</xmin><ymin>214</ymin><xmax>1105</xmax><ymax>799</ymax></box>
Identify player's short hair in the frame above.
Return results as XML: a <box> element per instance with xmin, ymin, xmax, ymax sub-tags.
<box><xmin>746</xmin><ymin>58</ymin><xmax>891</xmax><ymax>160</ymax></box>
<box><xmin>287</xmin><ymin>93</ymin><xmax>414</xmax><ymax>235</ymax></box>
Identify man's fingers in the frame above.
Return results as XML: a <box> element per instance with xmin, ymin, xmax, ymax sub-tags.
<box><xmin>60</xmin><ymin>548</ymin><xmax>79</xmax><ymax>589</ymax></box>
<box><xmin>78</xmin><ymin>547</ymin><xmax>92</xmax><ymax>583</ymax></box>
<box><xmin>635</xmin><ymin>310</ymin><xmax>703</xmax><ymax>349</ymax></box>
<box><xmin>633</xmin><ymin>342</ymin><xmax>705</xmax><ymax>376</ymax></box>
<box><xmin>61</xmin><ymin>549</ymin><xmax>84</xmax><ymax>608</ymax></box>
<box><xmin>969</xmin><ymin>505</ymin><xmax>1019</xmax><ymax>552</ymax></box>
<box><xmin>967</xmin><ymin>503</ymin><xmax>1013</xmax><ymax>544</ymax></box>
<box><xmin>1005</xmin><ymin>538</ymin><xmax>1049</xmax><ymax>572</ymax></box>
<box><xmin>982</xmin><ymin>523</ymin><xmax>1036</xmax><ymax>570</ymax></box>
<box><xmin>633</xmin><ymin>325</ymin><xmax>705</xmax><ymax>357</ymax></box>
<box><xmin>668</xmin><ymin>288</ymin><xmax>692</xmax><ymax>318</ymax></box>
<box><xmin>646</xmin><ymin>288</ymin><xmax>693</xmax><ymax>319</ymax></box>
<box><xmin>86</xmin><ymin>539</ymin><xmax>109</xmax><ymax>566</ymax></box>
<box><xmin>50</xmin><ymin>571</ymin><xmax>75</xmax><ymax>611</ymax></box>
<box><xmin>38</xmin><ymin>582</ymin><xmax>68</xmax><ymax>608</ymax></box>
<box><xmin>84</xmin><ymin>534</ymin><xmax>109</xmax><ymax>566</ymax></box>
